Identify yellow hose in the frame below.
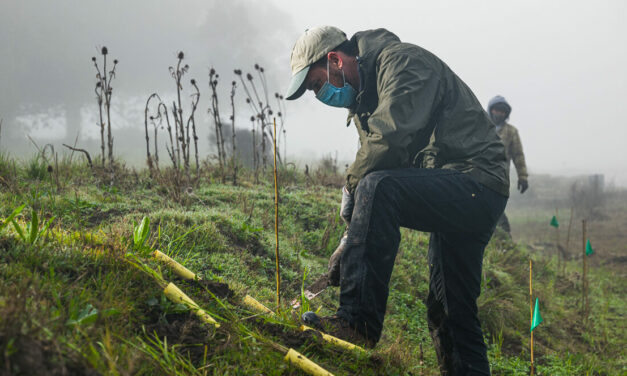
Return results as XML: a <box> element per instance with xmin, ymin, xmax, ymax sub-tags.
<box><xmin>163</xmin><ymin>282</ymin><xmax>219</xmax><ymax>328</ymax></box>
<box><xmin>284</xmin><ymin>348</ymin><xmax>334</xmax><ymax>376</ymax></box>
<box><xmin>153</xmin><ymin>250</ymin><xmax>198</xmax><ymax>280</ymax></box>
<box><xmin>300</xmin><ymin>325</ymin><xmax>365</xmax><ymax>353</ymax></box>
<box><xmin>243</xmin><ymin>294</ymin><xmax>275</xmax><ymax>315</ymax></box>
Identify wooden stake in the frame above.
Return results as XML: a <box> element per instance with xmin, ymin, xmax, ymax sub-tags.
<box><xmin>565</xmin><ymin>207</ymin><xmax>574</xmax><ymax>275</ymax></box>
<box><xmin>529</xmin><ymin>259</ymin><xmax>534</xmax><ymax>375</ymax></box>
<box><xmin>272</xmin><ymin>117</ymin><xmax>280</xmax><ymax>309</ymax></box>
<box><xmin>555</xmin><ymin>208</ymin><xmax>560</xmax><ymax>274</ymax></box>
<box><xmin>582</xmin><ymin>219</ymin><xmax>588</xmax><ymax>322</ymax></box>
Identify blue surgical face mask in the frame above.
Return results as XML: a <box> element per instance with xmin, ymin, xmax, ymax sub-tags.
<box><xmin>315</xmin><ymin>60</ymin><xmax>357</xmax><ymax>108</ymax></box>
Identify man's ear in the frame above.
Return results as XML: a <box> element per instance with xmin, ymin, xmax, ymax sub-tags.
<box><xmin>327</xmin><ymin>51</ymin><xmax>342</xmax><ymax>69</ymax></box>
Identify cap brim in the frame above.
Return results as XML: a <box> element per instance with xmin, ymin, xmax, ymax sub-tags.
<box><xmin>285</xmin><ymin>66</ymin><xmax>309</xmax><ymax>100</ymax></box>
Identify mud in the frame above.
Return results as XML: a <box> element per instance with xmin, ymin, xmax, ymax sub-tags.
<box><xmin>196</xmin><ymin>279</ymin><xmax>234</xmax><ymax>299</ymax></box>
<box><xmin>144</xmin><ymin>310</ymin><xmax>226</xmax><ymax>365</ymax></box>
<box><xmin>253</xmin><ymin>318</ymin><xmax>322</xmax><ymax>348</ymax></box>
<box><xmin>1</xmin><ymin>335</ymin><xmax>100</xmax><ymax>376</ymax></box>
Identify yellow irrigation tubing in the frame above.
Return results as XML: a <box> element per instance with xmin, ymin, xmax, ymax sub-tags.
<box><xmin>153</xmin><ymin>250</ymin><xmax>198</xmax><ymax>280</ymax></box>
<box><xmin>163</xmin><ymin>282</ymin><xmax>220</xmax><ymax>328</ymax></box>
<box><xmin>153</xmin><ymin>251</ymin><xmax>274</xmax><ymax>317</ymax></box>
<box><xmin>242</xmin><ymin>294</ymin><xmax>275</xmax><ymax>315</ymax></box>
<box><xmin>300</xmin><ymin>325</ymin><xmax>366</xmax><ymax>354</ymax></box>
<box><xmin>284</xmin><ymin>348</ymin><xmax>334</xmax><ymax>376</ymax></box>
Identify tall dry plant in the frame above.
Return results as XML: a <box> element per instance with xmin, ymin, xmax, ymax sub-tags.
<box><xmin>144</xmin><ymin>93</ymin><xmax>162</xmax><ymax>175</ymax></box>
<box><xmin>230</xmin><ymin>80</ymin><xmax>238</xmax><ymax>185</ymax></box>
<box><xmin>168</xmin><ymin>51</ymin><xmax>195</xmax><ymax>178</ymax></box>
<box><xmin>234</xmin><ymin>64</ymin><xmax>283</xmax><ymax>177</ymax></box>
<box><xmin>91</xmin><ymin>47</ymin><xmax>118</xmax><ymax>170</ymax></box>
<box><xmin>208</xmin><ymin>68</ymin><xmax>226</xmax><ymax>177</ymax></box>
<box><xmin>188</xmin><ymin>79</ymin><xmax>201</xmax><ymax>174</ymax></box>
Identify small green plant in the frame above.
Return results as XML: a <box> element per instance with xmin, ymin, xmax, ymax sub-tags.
<box><xmin>11</xmin><ymin>208</ymin><xmax>55</xmax><ymax>245</ymax></box>
<box><xmin>133</xmin><ymin>216</ymin><xmax>151</xmax><ymax>253</ymax></box>
<box><xmin>66</xmin><ymin>303</ymin><xmax>120</xmax><ymax>327</ymax></box>
<box><xmin>0</xmin><ymin>204</ymin><xmax>25</xmax><ymax>232</ymax></box>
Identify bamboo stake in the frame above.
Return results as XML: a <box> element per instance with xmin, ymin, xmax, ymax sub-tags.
<box><xmin>529</xmin><ymin>259</ymin><xmax>534</xmax><ymax>376</ymax></box>
<box><xmin>273</xmin><ymin>117</ymin><xmax>280</xmax><ymax>309</ymax></box>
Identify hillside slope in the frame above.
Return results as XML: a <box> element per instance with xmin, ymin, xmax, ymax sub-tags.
<box><xmin>1</xmin><ymin>157</ymin><xmax>624</xmax><ymax>375</ymax></box>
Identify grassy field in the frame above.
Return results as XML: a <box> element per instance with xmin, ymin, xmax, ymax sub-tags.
<box><xmin>1</xmin><ymin>154</ymin><xmax>625</xmax><ymax>375</ymax></box>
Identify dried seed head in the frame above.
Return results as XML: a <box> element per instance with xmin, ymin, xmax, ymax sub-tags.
<box><xmin>114</xmin><ymin>59</ymin><xmax>118</xmax><ymax>64</ymax></box>
<box><xmin>178</xmin><ymin>51</ymin><xmax>184</xmax><ymax>59</ymax></box>
<box><xmin>47</xmin><ymin>165</ymin><xmax>53</xmax><ymax>173</ymax></box>
<box><xmin>96</xmin><ymin>82</ymin><xmax>101</xmax><ymax>87</ymax></box>
<box><xmin>229</xmin><ymin>115</ymin><xmax>234</xmax><ymax>120</ymax></box>
<box><xmin>232</xmin><ymin>81</ymin><xmax>236</xmax><ymax>86</ymax></box>
<box><xmin>250</xmin><ymin>116</ymin><xmax>255</xmax><ymax>121</ymax></box>
<box><xmin>254</xmin><ymin>63</ymin><xmax>259</xmax><ymax>70</ymax></box>
<box><xmin>101</xmin><ymin>46</ymin><xmax>108</xmax><ymax>55</ymax></box>
<box><xmin>210</xmin><ymin>67</ymin><xmax>215</xmax><ymax>75</ymax></box>
<box><xmin>194</xmin><ymin>136</ymin><xmax>198</xmax><ymax>140</ymax></box>
<box><xmin>246</xmin><ymin>73</ymin><xmax>253</xmax><ymax>81</ymax></box>
<box><xmin>275</xmin><ymin>92</ymin><xmax>279</xmax><ymax>98</ymax></box>
<box><xmin>279</xmin><ymin>95</ymin><xmax>284</xmax><ymax>100</ymax></box>
<box><xmin>184</xmin><ymin>64</ymin><xmax>189</xmax><ymax>69</ymax></box>
<box><xmin>234</xmin><ymin>69</ymin><xmax>242</xmax><ymax>75</ymax></box>
<box><xmin>278</xmin><ymin>112</ymin><xmax>282</xmax><ymax>117</ymax></box>
<box><xmin>190</xmin><ymin>79</ymin><xmax>196</xmax><ymax>85</ymax></box>
<box><xmin>213</xmin><ymin>80</ymin><xmax>218</xmax><ymax>86</ymax></box>
<box><xmin>260</xmin><ymin>67</ymin><xmax>264</xmax><ymax>73</ymax></box>
<box><xmin>91</xmin><ymin>56</ymin><xmax>96</xmax><ymax>62</ymax></box>
<box><xmin>268</xmin><ymin>110</ymin><xmax>273</xmax><ymax>115</ymax></box>
<box><xmin>149</xmin><ymin>116</ymin><xmax>154</xmax><ymax>120</ymax></box>
<box><xmin>246</xmin><ymin>98</ymin><xmax>250</xmax><ymax>103</ymax></box>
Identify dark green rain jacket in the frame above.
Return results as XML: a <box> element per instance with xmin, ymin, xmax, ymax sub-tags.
<box><xmin>345</xmin><ymin>29</ymin><xmax>509</xmax><ymax>197</ymax></box>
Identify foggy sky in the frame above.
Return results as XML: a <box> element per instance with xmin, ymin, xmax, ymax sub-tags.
<box><xmin>1</xmin><ymin>0</ymin><xmax>626</xmax><ymax>185</ymax></box>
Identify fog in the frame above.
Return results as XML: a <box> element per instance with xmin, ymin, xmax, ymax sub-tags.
<box><xmin>1</xmin><ymin>0</ymin><xmax>626</xmax><ymax>185</ymax></box>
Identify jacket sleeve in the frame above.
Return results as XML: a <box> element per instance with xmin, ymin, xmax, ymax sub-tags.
<box><xmin>510</xmin><ymin>127</ymin><xmax>528</xmax><ymax>180</ymax></box>
<box><xmin>345</xmin><ymin>49</ymin><xmax>442</xmax><ymax>192</ymax></box>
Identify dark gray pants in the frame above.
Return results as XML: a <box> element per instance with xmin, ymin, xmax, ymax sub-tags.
<box><xmin>337</xmin><ymin>168</ymin><xmax>507</xmax><ymax>375</ymax></box>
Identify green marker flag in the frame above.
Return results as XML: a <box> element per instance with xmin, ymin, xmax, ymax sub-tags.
<box><xmin>530</xmin><ymin>298</ymin><xmax>543</xmax><ymax>332</ymax></box>
<box><xmin>550</xmin><ymin>215</ymin><xmax>559</xmax><ymax>228</ymax></box>
<box><xmin>586</xmin><ymin>239</ymin><xmax>594</xmax><ymax>256</ymax></box>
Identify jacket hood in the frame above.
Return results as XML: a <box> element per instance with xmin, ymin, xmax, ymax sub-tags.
<box><xmin>348</xmin><ymin>29</ymin><xmax>401</xmax><ymax>115</ymax></box>
<box><xmin>352</xmin><ymin>28</ymin><xmax>401</xmax><ymax>69</ymax></box>
<box><xmin>487</xmin><ymin>95</ymin><xmax>512</xmax><ymax>117</ymax></box>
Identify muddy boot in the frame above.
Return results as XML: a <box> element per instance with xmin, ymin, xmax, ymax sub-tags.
<box><xmin>301</xmin><ymin>311</ymin><xmax>376</xmax><ymax>349</ymax></box>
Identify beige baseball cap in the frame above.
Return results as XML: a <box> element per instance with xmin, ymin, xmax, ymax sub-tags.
<box><xmin>285</xmin><ymin>26</ymin><xmax>348</xmax><ymax>100</ymax></box>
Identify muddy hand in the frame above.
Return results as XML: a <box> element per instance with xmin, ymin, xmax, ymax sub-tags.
<box><xmin>328</xmin><ymin>233</ymin><xmax>348</xmax><ymax>286</ymax></box>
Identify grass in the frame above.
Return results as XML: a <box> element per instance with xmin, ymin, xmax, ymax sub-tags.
<box><xmin>1</xmin><ymin>155</ymin><xmax>625</xmax><ymax>375</ymax></box>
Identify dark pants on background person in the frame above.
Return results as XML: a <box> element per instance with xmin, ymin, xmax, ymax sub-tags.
<box><xmin>337</xmin><ymin>168</ymin><xmax>507</xmax><ymax>376</ymax></box>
